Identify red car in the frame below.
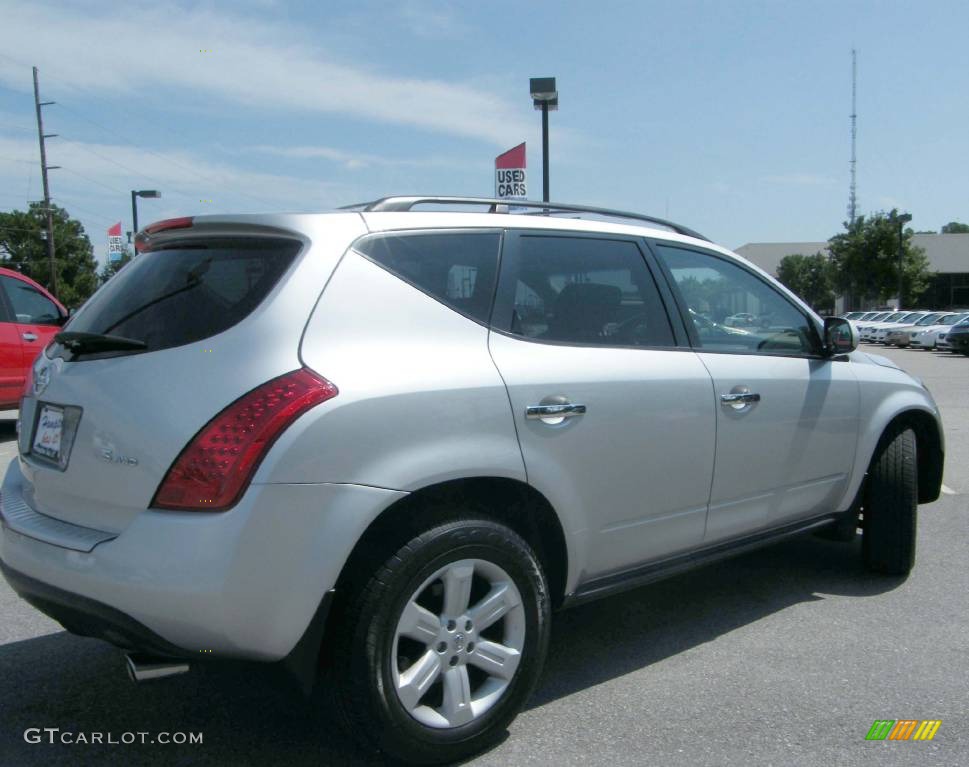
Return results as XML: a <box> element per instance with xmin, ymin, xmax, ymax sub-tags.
<box><xmin>0</xmin><ymin>267</ymin><xmax>68</xmax><ymax>408</ymax></box>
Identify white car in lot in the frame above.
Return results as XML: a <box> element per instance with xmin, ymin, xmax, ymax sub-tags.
<box><xmin>861</xmin><ymin>311</ymin><xmax>926</xmax><ymax>343</ymax></box>
<box><xmin>912</xmin><ymin>313</ymin><xmax>969</xmax><ymax>350</ymax></box>
<box><xmin>854</xmin><ymin>311</ymin><xmax>894</xmax><ymax>340</ymax></box>
<box><xmin>883</xmin><ymin>313</ymin><xmax>947</xmax><ymax>347</ymax></box>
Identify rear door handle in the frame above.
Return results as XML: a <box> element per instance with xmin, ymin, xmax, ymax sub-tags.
<box><xmin>526</xmin><ymin>403</ymin><xmax>587</xmax><ymax>421</ymax></box>
<box><xmin>22</xmin><ymin>332</ymin><xmax>37</xmax><ymax>342</ymax></box>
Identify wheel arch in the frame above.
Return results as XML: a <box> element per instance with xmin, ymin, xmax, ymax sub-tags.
<box><xmin>878</xmin><ymin>409</ymin><xmax>944</xmax><ymax>504</ymax></box>
<box><xmin>332</xmin><ymin>476</ymin><xmax>571</xmax><ymax>611</ymax></box>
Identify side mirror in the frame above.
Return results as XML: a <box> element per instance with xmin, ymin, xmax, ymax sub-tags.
<box><xmin>823</xmin><ymin>316</ymin><xmax>858</xmax><ymax>356</ymax></box>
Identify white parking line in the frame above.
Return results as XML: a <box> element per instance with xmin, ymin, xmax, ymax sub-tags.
<box><xmin>941</xmin><ymin>484</ymin><xmax>957</xmax><ymax>496</ymax></box>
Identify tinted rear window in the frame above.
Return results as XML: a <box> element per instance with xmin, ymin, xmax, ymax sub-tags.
<box><xmin>63</xmin><ymin>237</ymin><xmax>299</xmax><ymax>356</ymax></box>
<box><xmin>354</xmin><ymin>232</ymin><xmax>500</xmax><ymax>324</ymax></box>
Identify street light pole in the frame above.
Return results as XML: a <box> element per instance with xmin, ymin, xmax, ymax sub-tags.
<box><xmin>541</xmin><ymin>103</ymin><xmax>550</xmax><ymax>203</ymax></box>
<box><xmin>897</xmin><ymin>212</ymin><xmax>912</xmax><ymax>310</ymax></box>
<box><xmin>529</xmin><ymin>78</ymin><xmax>558</xmax><ymax>204</ymax></box>
<box><xmin>131</xmin><ymin>189</ymin><xmax>161</xmax><ymax>250</ymax></box>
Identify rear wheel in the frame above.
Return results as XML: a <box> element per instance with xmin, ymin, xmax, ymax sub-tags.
<box><xmin>332</xmin><ymin>518</ymin><xmax>550</xmax><ymax>764</ymax></box>
<box><xmin>862</xmin><ymin>427</ymin><xmax>917</xmax><ymax>575</ymax></box>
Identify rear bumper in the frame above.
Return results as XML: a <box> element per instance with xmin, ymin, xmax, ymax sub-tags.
<box><xmin>1</xmin><ymin>459</ymin><xmax>406</xmax><ymax>660</ymax></box>
<box><xmin>0</xmin><ymin>559</ymin><xmax>188</xmax><ymax>657</ymax></box>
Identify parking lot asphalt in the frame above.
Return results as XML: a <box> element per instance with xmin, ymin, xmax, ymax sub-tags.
<box><xmin>0</xmin><ymin>347</ymin><xmax>966</xmax><ymax>767</ymax></box>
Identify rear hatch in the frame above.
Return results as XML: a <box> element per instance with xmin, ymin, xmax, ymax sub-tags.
<box><xmin>15</xmin><ymin>215</ymin><xmax>361</xmax><ymax>534</ymax></box>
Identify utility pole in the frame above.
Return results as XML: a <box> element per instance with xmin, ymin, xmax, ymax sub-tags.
<box><xmin>32</xmin><ymin>66</ymin><xmax>59</xmax><ymax>298</ymax></box>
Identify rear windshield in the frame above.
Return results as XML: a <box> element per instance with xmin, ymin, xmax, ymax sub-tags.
<box><xmin>60</xmin><ymin>237</ymin><xmax>299</xmax><ymax>358</ymax></box>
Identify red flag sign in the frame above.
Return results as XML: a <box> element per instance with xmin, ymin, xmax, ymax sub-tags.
<box><xmin>495</xmin><ymin>143</ymin><xmax>526</xmax><ymax>199</ymax></box>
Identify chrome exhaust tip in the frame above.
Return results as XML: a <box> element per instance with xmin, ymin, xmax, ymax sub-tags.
<box><xmin>125</xmin><ymin>653</ymin><xmax>190</xmax><ymax>683</ymax></box>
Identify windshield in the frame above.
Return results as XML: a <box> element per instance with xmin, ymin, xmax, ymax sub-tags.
<box><xmin>898</xmin><ymin>312</ymin><xmax>923</xmax><ymax>322</ymax></box>
<box><xmin>915</xmin><ymin>313</ymin><xmax>943</xmax><ymax>326</ymax></box>
<box><xmin>59</xmin><ymin>237</ymin><xmax>300</xmax><ymax>358</ymax></box>
<box><xmin>941</xmin><ymin>314</ymin><xmax>967</xmax><ymax>325</ymax></box>
<box><xmin>884</xmin><ymin>312</ymin><xmax>905</xmax><ymax>322</ymax></box>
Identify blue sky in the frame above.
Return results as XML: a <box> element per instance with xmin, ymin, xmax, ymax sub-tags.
<box><xmin>1</xmin><ymin>0</ymin><xmax>967</xmax><ymax>266</ymax></box>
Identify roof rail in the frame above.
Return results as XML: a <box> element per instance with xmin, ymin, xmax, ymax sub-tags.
<box><xmin>356</xmin><ymin>196</ymin><xmax>709</xmax><ymax>242</ymax></box>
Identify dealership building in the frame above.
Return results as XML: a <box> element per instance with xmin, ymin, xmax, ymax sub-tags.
<box><xmin>736</xmin><ymin>232</ymin><xmax>969</xmax><ymax>310</ymax></box>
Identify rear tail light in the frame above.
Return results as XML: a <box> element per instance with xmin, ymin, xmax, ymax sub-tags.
<box><xmin>152</xmin><ymin>368</ymin><xmax>337</xmax><ymax>511</ymax></box>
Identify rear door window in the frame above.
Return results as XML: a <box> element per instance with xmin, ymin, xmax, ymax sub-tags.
<box><xmin>354</xmin><ymin>231</ymin><xmax>500</xmax><ymax>324</ymax></box>
<box><xmin>494</xmin><ymin>233</ymin><xmax>675</xmax><ymax>347</ymax></box>
<box><xmin>62</xmin><ymin>237</ymin><xmax>300</xmax><ymax>357</ymax></box>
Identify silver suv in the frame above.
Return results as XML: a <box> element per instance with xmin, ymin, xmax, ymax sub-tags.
<box><xmin>0</xmin><ymin>197</ymin><xmax>944</xmax><ymax>763</ymax></box>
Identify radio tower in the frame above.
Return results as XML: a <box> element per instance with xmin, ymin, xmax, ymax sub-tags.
<box><xmin>847</xmin><ymin>49</ymin><xmax>858</xmax><ymax>225</ymax></box>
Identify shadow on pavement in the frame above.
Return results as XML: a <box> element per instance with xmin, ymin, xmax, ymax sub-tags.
<box><xmin>0</xmin><ymin>533</ymin><xmax>900</xmax><ymax>766</ymax></box>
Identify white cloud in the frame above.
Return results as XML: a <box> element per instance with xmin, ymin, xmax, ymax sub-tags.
<box><xmin>0</xmin><ymin>1</ymin><xmax>531</xmax><ymax>146</ymax></box>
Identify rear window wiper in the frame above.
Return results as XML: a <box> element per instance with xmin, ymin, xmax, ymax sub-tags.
<box><xmin>54</xmin><ymin>331</ymin><xmax>147</xmax><ymax>355</ymax></box>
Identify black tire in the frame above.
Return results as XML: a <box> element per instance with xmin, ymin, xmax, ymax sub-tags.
<box><xmin>332</xmin><ymin>518</ymin><xmax>550</xmax><ymax>764</ymax></box>
<box><xmin>862</xmin><ymin>427</ymin><xmax>917</xmax><ymax>575</ymax></box>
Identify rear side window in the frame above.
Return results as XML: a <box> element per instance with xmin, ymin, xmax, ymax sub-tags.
<box><xmin>354</xmin><ymin>232</ymin><xmax>500</xmax><ymax>324</ymax></box>
<box><xmin>64</xmin><ymin>237</ymin><xmax>300</xmax><ymax>356</ymax></box>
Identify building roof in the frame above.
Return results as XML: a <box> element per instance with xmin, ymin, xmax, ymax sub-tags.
<box><xmin>735</xmin><ymin>233</ymin><xmax>969</xmax><ymax>276</ymax></box>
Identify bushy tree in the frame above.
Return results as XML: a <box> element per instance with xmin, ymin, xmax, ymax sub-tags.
<box><xmin>0</xmin><ymin>203</ymin><xmax>99</xmax><ymax>309</ymax></box>
<box><xmin>827</xmin><ymin>210</ymin><xmax>930</xmax><ymax>308</ymax></box>
<box><xmin>777</xmin><ymin>252</ymin><xmax>835</xmax><ymax>312</ymax></box>
<box><xmin>941</xmin><ymin>221</ymin><xmax>969</xmax><ymax>234</ymax></box>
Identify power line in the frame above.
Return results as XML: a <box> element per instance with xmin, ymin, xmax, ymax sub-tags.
<box><xmin>50</xmin><ymin>94</ymin><xmax>282</xmax><ymax>209</ymax></box>
<box><xmin>3</xmin><ymin>52</ymin><xmax>294</xmax><ymax>212</ymax></box>
<box><xmin>57</xmin><ymin>164</ymin><xmax>130</xmax><ymax>196</ymax></box>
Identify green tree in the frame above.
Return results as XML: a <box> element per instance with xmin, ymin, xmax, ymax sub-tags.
<box><xmin>941</xmin><ymin>221</ymin><xmax>969</xmax><ymax>234</ymax></box>
<box><xmin>776</xmin><ymin>252</ymin><xmax>835</xmax><ymax>312</ymax></box>
<box><xmin>0</xmin><ymin>202</ymin><xmax>99</xmax><ymax>309</ymax></box>
<box><xmin>98</xmin><ymin>246</ymin><xmax>133</xmax><ymax>284</ymax></box>
<box><xmin>827</xmin><ymin>210</ymin><xmax>931</xmax><ymax>308</ymax></box>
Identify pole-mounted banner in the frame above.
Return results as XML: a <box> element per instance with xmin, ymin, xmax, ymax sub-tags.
<box><xmin>107</xmin><ymin>222</ymin><xmax>124</xmax><ymax>263</ymax></box>
<box><xmin>495</xmin><ymin>143</ymin><xmax>527</xmax><ymax>200</ymax></box>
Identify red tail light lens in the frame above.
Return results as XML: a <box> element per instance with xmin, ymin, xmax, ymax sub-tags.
<box><xmin>152</xmin><ymin>369</ymin><xmax>338</xmax><ymax>511</ymax></box>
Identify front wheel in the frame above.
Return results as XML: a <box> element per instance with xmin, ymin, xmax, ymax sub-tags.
<box><xmin>333</xmin><ymin>518</ymin><xmax>550</xmax><ymax>764</ymax></box>
<box><xmin>862</xmin><ymin>427</ymin><xmax>917</xmax><ymax>575</ymax></box>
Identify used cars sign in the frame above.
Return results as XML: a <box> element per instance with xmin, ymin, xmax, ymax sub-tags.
<box><xmin>495</xmin><ymin>142</ymin><xmax>526</xmax><ymax>199</ymax></box>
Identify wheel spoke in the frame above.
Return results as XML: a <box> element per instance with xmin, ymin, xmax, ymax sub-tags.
<box><xmin>467</xmin><ymin>582</ymin><xmax>520</xmax><ymax>632</ymax></box>
<box><xmin>441</xmin><ymin>666</ymin><xmax>474</xmax><ymax>727</ymax></box>
<box><xmin>442</xmin><ymin>562</ymin><xmax>474</xmax><ymax>617</ymax></box>
<box><xmin>398</xmin><ymin>601</ymin><xmax>440</xmax><ymax>644</ymax></box>
<box><xmin>467</xmin><ymin>640</ymin><xmax>521</xmax><ymax>680</ymax></box>
<box><xmin>396</xmin><ymin>649</ymin><xmax>441</xmax><ymax>711</ymax></box>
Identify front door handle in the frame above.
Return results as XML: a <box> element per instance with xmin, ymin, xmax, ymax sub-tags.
<box><xmin>22</xmin><ymin>332</ymin><xmax>38</xmax><ymax>342</ymax></box>
<box><xmin>720</xmin><ymin>388</ymin><xmax>761</xmax><ymax>410</ymax></box>
<box><xmin>526</xmin><ymin>403</ymin><xmax>587</xmax><ymax>421</ymax></box>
